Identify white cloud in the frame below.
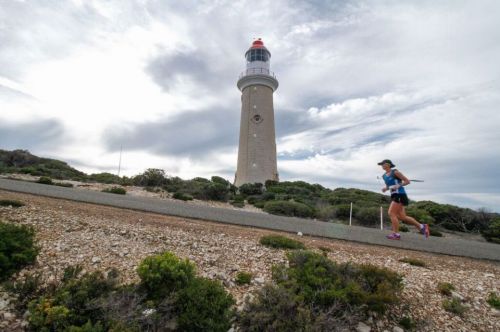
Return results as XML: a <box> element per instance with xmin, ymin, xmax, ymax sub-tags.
<box><xmin>1</xmin><ymin>0</ymin><xmax>499</xmax><ymax>211</ymax></box>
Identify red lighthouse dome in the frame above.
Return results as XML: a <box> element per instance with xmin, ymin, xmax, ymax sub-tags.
<box><xmin>245</xmin><ymin>38</ymin><xmax>271</xmax><ymax>62</ymax></box>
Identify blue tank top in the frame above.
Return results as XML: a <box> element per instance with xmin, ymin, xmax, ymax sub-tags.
<box><xmin>382</xmin><ymin>169</ymin><xmax>406</xmax><ymax>194</ymax></box>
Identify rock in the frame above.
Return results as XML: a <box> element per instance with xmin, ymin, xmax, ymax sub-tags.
<box><xmin>91</xmin><ymin>256</ymin><xmax>101</xmax><ymax>264</ymax></box>
<box><xmin>392</xmin><ymin>327</ymin><xmax>404</xmax><ymax>332</ymax></box>
<box><xmin>254</xmin><ymin>277</ymin><xmax>265</xmax><ymax>285</ymax></box>
<box><xmin>2</xmin><ymin>312</ymin><xmax>15</xmax><ymax>321</ymax></box>
<box><xmin>297</xmin><ymin>232</ymin><xmax>303</xmax><ymax>236</ymax></box>
<box><xmin>0</xmin><ymin>298</ymin><xmax>9</xmax><ymax>310</ymax></box>
<box><xmin>356</xmin><ymin>322</ymin><xmax>371</xmax><ymax>332</ymax></box>
<box><xmin>451</xmin><ymin>291</ymin><xmax>464</xmax><ymax>301</ymax></box>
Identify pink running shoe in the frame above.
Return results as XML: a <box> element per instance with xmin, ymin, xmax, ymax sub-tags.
<box><xmin>386</xmin><ymin>233</ymin><xmax>401</xmax><ymax>240</ymax></box>
<box><xmin>420</xmin><ymin>224</ymin><xmax>430</xmax><ymax>238</ymax></box>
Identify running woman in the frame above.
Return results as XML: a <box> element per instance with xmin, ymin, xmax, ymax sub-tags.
<box><xmin>378</xmin><ymin>159</ymin><xmax>429</xmax><ymax>240</ymax></box>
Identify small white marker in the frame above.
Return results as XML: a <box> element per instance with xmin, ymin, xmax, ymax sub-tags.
<box><xmin>297</xmin><ymin>232</ymin><xmax>303</xmax><ymax>236</ymax></box>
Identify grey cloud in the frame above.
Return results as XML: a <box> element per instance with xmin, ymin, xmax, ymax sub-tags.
<box><xmin>0</xmin><ymin>119</ymin><xmax>65</xmax><ymax>150</ymax></box>
<box><xmin>103</xmin><ymin>108</ymin><xmax>239</xmax><ymax>157</ymax></box>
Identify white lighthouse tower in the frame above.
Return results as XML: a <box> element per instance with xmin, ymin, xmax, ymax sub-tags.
<box><xmin>234</xmin><ymin>39</ymin><xmax>279</xmax><ymax>187</ymax></box>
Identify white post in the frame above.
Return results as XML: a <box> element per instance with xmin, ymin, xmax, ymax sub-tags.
<box><xmin>349</xmin><ymin>202</ymin><xmax>353</xmax><ymax>226</ymax></box>
<box><xmin>380</xmin><ymin>206</ymin><xmax>383</xmax><ymax>230</ymax></box>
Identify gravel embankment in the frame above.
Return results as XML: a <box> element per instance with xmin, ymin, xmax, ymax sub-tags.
<box><xmin>0</xmin><ymin>190</ymin><xmax>499</xmax><ymax>332</ymax></box>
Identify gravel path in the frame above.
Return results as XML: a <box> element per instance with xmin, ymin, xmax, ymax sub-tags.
<box><xmin>0</xmin><ymin>191</ymin><xmax>499</xmax><ymax>331</ymax></box>
<box><xmin>0</xmin><ymin>178</ymin><xmax>498</xmax><ymax>261</ymax></box>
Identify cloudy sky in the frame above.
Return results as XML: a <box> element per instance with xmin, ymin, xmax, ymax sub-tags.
<box><xmin>1</xmin><ymin>0</ymin><xmax>499</xmax><ymax>211</ymax></box>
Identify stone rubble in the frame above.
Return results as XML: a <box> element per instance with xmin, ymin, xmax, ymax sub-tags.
<box><xmin>0</xmin><ymin>190</ymin><xmax>499</xmax><ymax>332</ymax></box>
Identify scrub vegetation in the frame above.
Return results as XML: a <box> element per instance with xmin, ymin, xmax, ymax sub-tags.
<box><xmin>2</xmin><ymin>149</ymin><xmax>499</xmax><ymax>242</ymax></box>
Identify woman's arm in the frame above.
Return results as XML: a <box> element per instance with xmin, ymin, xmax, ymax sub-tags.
<box><xmin>394</xmin><ymin>170</ymin><xmax>410</xmax><ymax>186</ymax></box>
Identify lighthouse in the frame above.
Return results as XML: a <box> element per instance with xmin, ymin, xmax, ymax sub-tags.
<box><xmin>234</xmin><ymin>39</ymin><xmax>279</xmax><ymax>187</ymax></box>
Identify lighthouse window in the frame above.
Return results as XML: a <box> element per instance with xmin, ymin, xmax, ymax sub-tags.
<box><xmin>247</xmin><ymin>49</ymin><xmax>269</xmax><ymax>62</ymax></box>
<box><xmin>251</xmin><ymin>114</ymin><xmax>263</xmax><ymax>124</ymax></box>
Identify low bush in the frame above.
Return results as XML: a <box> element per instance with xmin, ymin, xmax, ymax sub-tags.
<box><xmin>172</xmin><ymin>192</ymin><xmax>193</xmax><ymax>201</ymax></box>
<box><xmin>487</xmin><ymin>292</ymin><xmax>500</xmax><ymax>309</ymax></box>
<box><xmin>101</xmin><ymin>187</ymin><xmax>126</xmax><ymax>195</ymax></box>
<box><xmin>315</xmin><ymin>205</ymin><xmax>336</xmax><ymax>221</ymax></box>
<box><xmin>238</xmin><ymin>183</ymin><xmax>264</xmax><ymax>197</ymax></box>
<box><xmin>355</xmin><ymin>207</ymin><xmax>382</xmax><ymax>226</ymax></box>
<box><xmin>28</xmin><ymin>267</ymin><xmax>119</xmax><ymax>331</ymax></box>
<box><xmin>481</xmin><ymin>217</ymin><xmax>500</xmax><ymax>244</ymax></box>
<box><xmin>259</xmin><ymin>235</ymin><xmax>305</xmax><ymax>250</ymax></box>
<box><xmin>437</xmin><ymin>282</ymin><xmax>455</xmax><ymax>296</ymax></box>
<box><xmin>4</xmin><ymin>272</ymin><xmax>44</xmax><ymax>311</ymax></box>
<box><xmin>55</xmin><ymin>182</ymin><xmax>74</xmax><ymax>188</ymax></box>
<box><xmin>132</xmin><ymin>168</ymin><xmax>167</xmax><ymax>187</ymax></box>
<box><xmin>137</xmin><ymin>252</ymin><xmax>196</xmax><ymax>301</ymax></box>
<box><xmin>235</xmin><ymin>271</ymin><xmax>252</xmax><ymax>285</ymax></box>
<box><xmin>263</xmin><ymin>200</ymin><xmax>315</xmax><ymax>218</ymax></box>
<box><xmin>399</xmin><ymin>224</ymin><xmax>409</xmax><ymax>232</ymax></box>
<box><xmin>0</xmin><ymin>199</ymin><xmax>25</xmax><ymax>207</ymax></box>
<box><xmin>429</xmin><ymin>229</ymin><xmax>443</xmax><ymax>237</ymax></box>
<box><xmin>0</xmin><ymin>221</ymin><xmax>39</xmax><ymax>281</ymax></box>
<box><xmin>334</xmin><ymin>204</ymin><xmax>355</xmax><ymax>219</ymax></box>
<box><xmin>230</xmin><ymin>201</ymin><xmax>245</xmax><ymax>208</ymax></box>
<box><xmin>442</xmin><ymin>298</ymin><xmax>468</xmax><ymax>315</ymax></box>
<box><xmin>238</xmin><ymin>285</ymin><xmax>317</xmax><ymax>331</ymax></box>
<box><xmin>175</xmin><ymin>277</ymin><xmax>235</xmax><ymax>331</ymax></box>
<box><xmin>399</xmin><ymin>316</ymin><xmax>416</xmax><ymax>330</ymax></box>
<box><xmin>399</xmin><ymin>258</ymin><xmax>426</xmax><ymax>267</ymax></box>
<box><xmin>238</xmin><ymin>251</ymin><xmax>403</xmax><ymax>330</ymax></box>
<box><xmin>203</xmin><ymin>182</ymin><xmax>229</xmax><ymax>201</ymax></box>
<box><xmin>88</xmin><ymin>172</ymin><xmax>123</xmax><ymax>184</ymax></box>
<box><xmin>37</xmin><ymin>176</ymin><xmax>53</xmax><ymax>185</ymax></box>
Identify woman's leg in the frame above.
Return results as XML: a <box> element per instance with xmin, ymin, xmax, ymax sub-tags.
<box><xmin>398</xmin><ymin>207</ymin><xmax>422</xmax><ymax>231</ymax></box>
<box><xmin>388</xmin><ymin>202</ymin><xmax>402</xmax><ymax>233</ymax></box>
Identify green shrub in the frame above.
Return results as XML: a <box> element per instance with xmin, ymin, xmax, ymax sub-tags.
<box><xmin>443</xmin><ymin>298</ymin><xmax>467</xmax><ymax>315</ymax></box>
<box><xmin>399</xmin><ymin>316</ymin><xmax>416</xmax><ymax>330</ymax></box>
<box><xmin>235</xmin><ymin>271</ymin><xmax>252</xmax><ymax>285</ymax></box>
<box><xmin>333</xmin><ymin>204</ymin><xmax>354</xmax><ymax>219</ymax></box>
<box><xmin>399</xmin><ymin>258</ymin><xmax>426</xmax><ymax>267</ymax></box>
<box><xmin>230</xmin><ymin>201</ymin><xmax>245</xmax><ymax>208</ymax></box>
<box><xmin>55</xmin><ymin>182</ymin><xmax>74</xmax><ymax>188</ymax></box>
<box><xmin>437</xmin><ymin>282</ymin><xmax>455</xmax><ymax>296</ymax></box>
<box><xmin>28</xmin><ymin>267</ymin><xmax>119</xmax><ymax>330</ymax></box>
<box><xmin>263</xmin><ymin>200</ymin><xmax>315</xmax><ymax>218</ymax></box>
<box><xmin>0</xmin><ymin>199</ymin><xmax>25</xmax><ymax>207</ymax></box>
<box><xmin>430</xmin><ymin>229</ymin><xmax>443</xmax><ymax>237</ymax></box>
<box><xmin>315</xmin><ymin>205</ymin><xmax>336</xmax><ymax>221</ymax></box>
<box><xmin>37</xmin><ymin>176</ymin><xmax>54</xmax><ymax>185</ymax></box>
<box><xmin>175</xmin><ymin>277</ymin><xmax>235</xmax><ymax>331</ymax></box>
<box><xmin>132</xmin><ymin>168</ymin><xmax>167</xmax><ymax>187</ymax></box>
<box><xmin>88</xmin><ymin>172</ymin><xmax>123</xmax><ymax>184</ymax></box>
<box><xmin>481</xmin><ymin>217</ymin><xmax>500</xmax><ymax>244</ymax></box>
<box><xmin>203</xmin><ymin>182</ymin><xmax>229</xmax><ymax>201</ymax></box>
<box><xmin>399</xmin><ymin>224</ymin><xmax>409</xmax><ymax>232</ymax></box>
<box><xmin>4</xmin><ymin>272</ymin><xmax>44</xmax><ymax>311</ymax></box>
<box><xmin>237</xmin><ymin>285</ymin><xmax>317</xmax><ymax>331</ymax></box>
<box><xmin>239</xmin><ymin>251</ymin><xmax>403</xmax><ymax>330</ymax></box>
<box><xmin>355</xmin><ymin>207</ymin><xmax>381</xmax><ymax>226</ymax></box>
<box><xmin>278</xmin><ymin>251</ymin><xmax>402</xmax><ymax>313</ymax></box>
<box><xmin>405</xmin><ymin>206</ymin><xmax>435</xmax><ymax>225</ymax></box>
<box><xmin>137</xmin><ymin>252</ymin><xmax>196</xmax><ymax>301</ymax></box>
<box><xmin>487</xmin><ymin>292</ymin><xmax>500</xmax><ymax>309</ymax></box>
<box><xmin>211</xmin><ymin>176</ymin><xmax>230</xmax><ymax>186</ymax></box>
<box><xmin>0</xmin><ymin>221</ymin><xmax>39</xmax><ymax>281</ymax></box>
<box><xmin>259</xmin><ymin>235</ymin><xmax>305</xmax><ymax>250</ymax></box>
<box><xmin>101</xmin><ymin>187</ymin><xmax>126</xmax><ymax>195</ymax></box>
<box><xmin>172</xmin><ymin>192</ymin><xmax>193</xmax><ymax>201</ymax></box>
<box><xmin>238</xmin><ymin>183</ymin><xmax>264</xmax><ymax>196</ymax></box>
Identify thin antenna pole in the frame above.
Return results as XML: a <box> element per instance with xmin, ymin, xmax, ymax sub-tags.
<box><xmin>117</xmin><ymin>145</ymin><xmax>122</xmax><ymax>177</ymax></box>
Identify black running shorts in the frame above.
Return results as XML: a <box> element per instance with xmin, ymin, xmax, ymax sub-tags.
<box><xmin>391</xmin><ymin>193</ymin><xmax>409</xmax><ymax>206</ymax></box>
